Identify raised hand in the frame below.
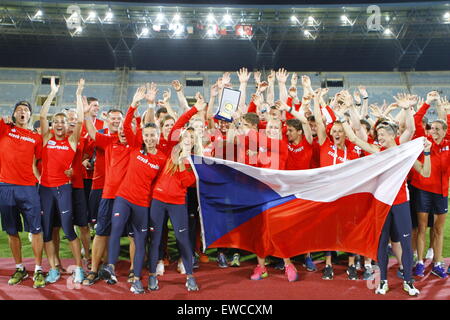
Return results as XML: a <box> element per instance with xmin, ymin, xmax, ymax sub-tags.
<box><xmin>257</xmin><ymin>81</ymin><xmax>269</xmax><ymax>93</ymax></box>
<box><xmin>276</xmin><ymin>68</ymin><xmax>289</xmax><ymax>84</ymax></box>
<box><xmin>289</xmin><ymin>86</ymin><xmax>298</xmax><ymax>99</ymax></box>
<box><xmin>222</xmin><ymin>72</ymin><xmax>231</xmax><ymax>86</ymax></box>
<box><xmin>251</xmin><ymin>93</ymin><xmax>263</xmax><ymax>106</ymax></box>
<box><xmin>237</xmin><ymin>67</ymin><xmax>251</xmax><ymax>84</ymax></box>
<box><xmin>50</xmin><ymin>76</ymin><xmax>60</xmax><ymax>95</ymax></box>
<box><xmin>254</xmin><ymin>71</ymin><xmax>262</xmax><ymax>85</ymax></box>
<box><xmin>267</xmin><ymin>70</ymin><xmax>275</xmax><ymax>84</ymax></box>
<box><xmin>76</xmin><ymin>78</ymin><xmax>84</xmax><ymax>96</ymax></box>
<box><xmin>301</xmin><ymin>75</ymin><xmax>311</xmax><ymax>88</ymax></box>
<box><xmin>145</xmin><ymin>82</ymin><xmax>158</xmax><ymax>104</ymax></box>
<box><xmin>291</xmin><ymin>73</ymin><xmax>298</xmax><ymax>87</ymax></box>
<box><xmin>369</xmin><ymin>104</ymin><xmax>383</xmax><ymax>118</ymax></box>
<box><xmin>358</xmin><ymin>85</ymin><xmax>368</xmax><ymax>98</ymax></box>
<box><xmin>171</xmin><ymin>80</ymin><xmax>183</xmax><ymax>92</ymax></box>
<box><xmin>426</xmin><ymin>91</ymin><xmax>440</xmax><ymax>104</ymax></box>
<box><xmin>353</xmin><ymin>90</ymin><xmax>361</xmax><ymax>105</ymax></box>
<box><xmin>132</xmin><ymin>85</ymin><xmax>147</xmax><ymax>107</ymax></box>
<box><xmin>163</xmin><ymin>88</ymin><xmax>171</xmax><ymax>102</ymax></box>
<box><xmin>194</xmin><ymin>92</ymin><xmax>206</xmax><ymax>111</ymax></box>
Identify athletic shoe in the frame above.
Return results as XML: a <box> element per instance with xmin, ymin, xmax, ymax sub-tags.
<box><xmin>103</xmin><ymin>264</ymin><xmax>117</xmax><ymax>285</ymax></box>
<box><xmin>362</xmin><ymin>266</ymin><xmax>374</xmax><ymax>280</ymax></box>
<box><xmin>347</xmin><ymin>265</ymin><xmax>359</xmax><ymax>280</ymax></box>
<box><xmin>199</xmin><ymin>253</ymin><xmax>209</xmax><ymax>263</ymax></box>
<box><xmin>193</xmin><ymin>255</ymin><xmax>199</xmax><ymax>269</ymax></box>
<box><xmin>148</xmin><ymin>275</ymin><xmax>159</xmax><ymax>291</ymax></box>
<box><xmin>45</xmin><ymin>268</ymin><xmax>60</xmax><ymax>284</ymax></box>
<box><xmin>431</xmin><ymin>263</ymin><xmax>448</xmax><ymax>279</ymax></box>
<box><xmin>414</xmin><ymin>262</ymin><xmax>425</xmax><ymax>277</ymax></box>
<box><xmin>303</xmin><ymin>256</ymin><xmax>317</xmax><ymax>272</ymax></box>
<box><xmin>82</xmin><ymin>271</ymin><xmax>99</xmax><ymax>286</ymax></box>
<box><xmin>250</xmin><ymin>265</ymin><xmax>268</xmax><ymax>280</ymax></box>
<box><xmin>217</xmin><ymin>253</ymin><xmax>228</xmax><ymax>268</ymax></box>
<box><xmin>186</xmin><ymin>277</ymin><xmax>199</xmax><ymax>291</ymax></box>
<box><xmin>322</xmin><ymin>265</ymin><xmax>334</xmax><ymax>280</ymax></box>
<box><xmin>284</xmin><ymin>263</ymin><xmax>299</xmax><ymax>282</ymax></box>
<box><xmin>425</xmin><ymin>248</ymin><xmax>434</xmax><ymax>261</ymax></box>
<box><xmin>156</xmin><ymin>260</ymin><xmax>165</xmax><ymax>276</ymax></box>
<box><xmin>8</xmin><ymin>268</ymin><xmax>28</xmax><ymax>285</ymax></box>
<box><xmin>375</xmin><ymin>280</ymin><xmax>389</xmax><ymax>295</ymax></box>
<box><xmin>73</xmin><ymin>267</ymin><xmax>85</xmax><ymax>283</ymax></box>
<box><xmin>403</xmin><ymin>281</ymin><xmax>420</xmax><ymax>296</ymax></box>
<box><xmin>397</xmin><ymin>268</ymin><xmax>404</xmax><ymax>280</ymax></box>
<box><xmin>230</xmin><ymin>253</ymin><xmax>240</xmax><ymax>267</ymax></box>
<box><xmin>177</xmin><ymin>259</ymin><xmax>186</xmax><ymax>274</ymax></box>
<box><xmin>98</xmin><ymin>264</ymin><xmax>108</xmax><ymax>280</ymax></box>
<box><xmin>274</xmin><ymin>260</ymin><xmax>285</xmax><ymax>271</ymax></box>
<box><xmin>130</xmin><ymin>279</ymin><xmax>145</xmax><ymax>294</ymax></box>
<box><xmin>128</xmin><ymin>270</ymin><xmax>135</xmax><ymax>283</ymax></box>
<box><xmin>33</xmin><ymin>270</ymin><xmax>45</xmax><ymax>288</ymax></box>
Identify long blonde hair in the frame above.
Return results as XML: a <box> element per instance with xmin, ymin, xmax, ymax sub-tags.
<box><xmin>164</xmin><ymin>127</ymin><xmax>203</xmax><ymax>175</ymax></box>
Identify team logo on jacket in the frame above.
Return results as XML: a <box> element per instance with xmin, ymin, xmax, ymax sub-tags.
<box><xmin>48</xmin><ymin>140</ymin><xmax>57</xmax><ymax>146</ymax></box>
<box><xmin>114</xmin><ymin>212</ymin><xmax>120</xmax><ymax>217</ymax></box>
<box><xmin>11</xmin><ymin>128</ymin><xmax>16</xmax><ymax>133</ymax></box>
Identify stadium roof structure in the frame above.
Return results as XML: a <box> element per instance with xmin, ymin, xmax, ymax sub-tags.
<box><xmin>1</xmin><ymin>0</ymin><xmax>450</xmax><ymax>71</ymax></box>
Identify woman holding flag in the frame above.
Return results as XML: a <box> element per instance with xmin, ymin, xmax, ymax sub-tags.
<box><xmin>339</xmin><ymin>94</ymin><xmax>432</xmax><ymax>296</ymax></box>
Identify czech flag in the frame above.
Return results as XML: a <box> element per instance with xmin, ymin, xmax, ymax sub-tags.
<box><xmin>191</xmin><ymin>138</ymin><xmax>424</xmax><ymax>260</ymax></box>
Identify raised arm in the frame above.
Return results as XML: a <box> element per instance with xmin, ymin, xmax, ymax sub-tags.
<box><xmin>276</xmin><ymin>68</ymin><xmax>289</xmax><ymax>103</ymax></box>
<box><xmin>169</xmin><ymin>93</ymin><xmax>206</xmax><ymax>142</ymax></box>
<box><xmin>126</xmin><ymin>85</ymin><xmax>147</xmax><ymax>147</ymax></box>
<box><xmin>207</xmin><ymin>82</ymin><xmax>219</xmax><ymax>128</ymax></box>
<box><xmin>396</xmin><ymin>94</ymin><xmax>416</xmax><ymax>144</ymax></box>
<box><xmin>336</xmin><ymin>111</ymin><xmax>381</xmax><ymax>154</ymax></box>
<box><xmin>69</xmin><ymin>78</ymin><xmax>85</xmax><ymax>147</ymax></box>
<box><xmin>266</xmin><ymin>70</ymin><xmax>275</xmax><ymax>106</ymax></box>
<box><xmin>83</xmin><ymin>96</ymin><xmax>97</xmax><ymax>141</ymax></box>
<box><xmin>143</xmin><ymin>82</ymin><xmax>157</xmax><ymax>125</ymax></box>
<box><xmin>237</xmin><ymin>67</ymin><xmax>251</xmax><ymax>113</ymax></box>
<box><xmin>160</xmin><ymin>88</ymin><xmax>178</xmax><ymax>119</ymax></box>
<box><xmin>40</xmin><ymin>76</ymin><xmax>59</xmax><ymax>142</ymax></box>
<box><xmin>279</xmin><ymin>100</ymin><xmax>313</xmax><ymax>144</ymax></box>
<box><xmin>312</xmin><ymin>89</ymin><xmax>327</xmax><ymax>145</ymax></box>
<box><xmin>172</xmin><ymin>80</ymin><xmax>190</xmax><ymax>112</ymax></box>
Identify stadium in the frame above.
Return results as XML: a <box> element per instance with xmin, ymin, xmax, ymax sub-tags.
<box><xmin>0</xmin><ymin>0</ymin><xmax>449</xmax><ymax>304</ymax></box>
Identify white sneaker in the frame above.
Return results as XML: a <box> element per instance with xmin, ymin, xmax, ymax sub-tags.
<box><xmin>177</xmin><ymin>259</ymin><xmax>186</xmax><ymax>275</ymax></box>
<box><xmin>403</xmin><ymin>281</ymin><xmax>420</xmax><ymax>296</ymax></box>
<box><xmin>375</xmin><ymin>280</ymin><xmax>389</xmax><ymax>295</ymax></box>
<box><xmin>156</xmin><ymin>260</ymin><xmax>165</xmax><ymax>276</ymax></box>
<box><xmin>425</xmin><ymin>248</ymin><xmax>434</xmax><ymax>261</ymax></box>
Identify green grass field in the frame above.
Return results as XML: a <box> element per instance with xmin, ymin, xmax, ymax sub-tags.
<box><xmin>1</xmin><ymin>201</ymin><xmax>450</xmax><ymax>261</ymax></box>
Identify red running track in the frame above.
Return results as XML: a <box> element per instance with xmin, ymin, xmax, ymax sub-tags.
<box><xmin>0</xmin><ymin>258</ymin><xmax>448</xmax><ymax>300</ymax></box>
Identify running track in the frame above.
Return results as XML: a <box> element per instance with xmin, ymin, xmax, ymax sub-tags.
<box><xmin>0</xmin><ymin>258</ymin><xmax>448</xmax><ymax>300</ymax></box>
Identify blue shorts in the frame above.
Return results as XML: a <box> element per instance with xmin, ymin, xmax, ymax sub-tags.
<box><xmin>414</xmin><ymin>186</ymin><xmax>448</xmax><ymax>215</ymax></box>
<box><xmin>0</xmin><ymin>183</ymin><xmax>42</xmax><ymax>235</ymax></box>
<box><xmin>88</xmin><ymin>188</ymin><xmax>103</xmax><ymax>224</ymax></box>
<box><xmin>72</xmin><ymin>188</ymin><xmax>89</xmax><ymax>227</ymax></box>
<box><xmin>96</xmin><ymin>198</ymin><xmax>114</xmax><ymax>236</ymax></box>
<box><xmin>408</xmin><ymin>185</ymin><xmax>435</xmax><ymax>228</ymax></box>
<box><xmin>39</xmin><ymin>184</ymin><xmax>77</xmax><ymax>242</ymax></box>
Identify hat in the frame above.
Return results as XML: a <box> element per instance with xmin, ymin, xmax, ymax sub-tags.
<box><xmin>13</xmin><ymin>101</ymin><xmax>32</xmax><ymax>114</ymax></box>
